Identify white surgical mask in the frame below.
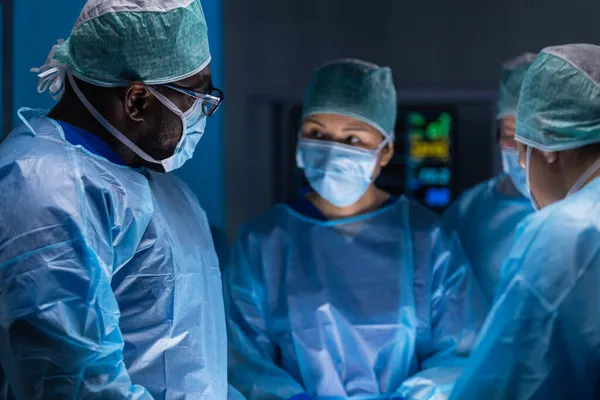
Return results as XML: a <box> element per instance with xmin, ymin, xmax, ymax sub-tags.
<box><xmin>68</xmin><ymin>72</ymin><xmax>206</xmax><ymax>172</ymax></box>
<box><xmin>525</xmin><ymin>146</ymin><xmax>541</xmax><ymax>211</ymax></box>
<box><xmin>296</xmin><ymin>138</ymin><xmax>388</xmax><ymax>208</ymax></box>
<box><xmin>501</xmin><ymin>148</ymin><xmax>529</xmax><ymax>198</ymax></box>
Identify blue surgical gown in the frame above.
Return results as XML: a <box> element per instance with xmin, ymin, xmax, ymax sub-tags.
<box><xmin>225</xmin><ymin>196</ymin><xmax>488</xmax><ymax>400</ymax></box>
<box><xmin>443</xmin><ymin>175</ymin><xmax>534</xmax><ymax>303</ymax></box>
<box><xmin>450</xmin><ymin>177</ymin><xmax>600</xmax><ymax>400</ymax></box>
<box><xmin>0</xmin><ymin>110</ymin><xmax>227</xmax><ymax>399</ymax></box>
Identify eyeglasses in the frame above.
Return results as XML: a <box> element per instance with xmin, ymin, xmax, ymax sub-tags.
<box><xmin>164</xmin><ymin>84</ymin><xmax>224</xmax><ymax>117</ymax></box>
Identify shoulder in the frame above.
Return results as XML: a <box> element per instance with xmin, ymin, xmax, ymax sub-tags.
<box><xmin>0</xmin><ymin>119</ymin><xmax>152</xmax><ymax>248</ymax></box>
<box><xmin>148</xmin><ymin>171</ymin><xmax>204</xmax><ymax>212</ymax></box>
<box><xmin>443</xmin><ymin>176</ymin><xmax>500</xmax><ymax>222</ymax></box>
<box><xmin>509</xmin><ymin>190</ymin><xmax>600</xmax><ymax>307</ymax></box>
<box><xmin>0</xmin><ymin>122</ymin><xmax>85</xmax><ymax>208</ymax></box>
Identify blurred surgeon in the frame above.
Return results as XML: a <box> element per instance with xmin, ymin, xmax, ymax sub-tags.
<box><xmin>225</xmin><ymin>59</ymin><xmax>487</xmax><ymax>400</ymax></box>
<box><xmin>443</xmin><ymin>54</ymin><xmax>536</xmax><ymax>303</ymax></box>
<box><xmin>450</xmin><ymin>44</ymin><xmax>600</xmax><ymax>400</ymax></box>
<box><xmin>0</xmin><ymin>1</ymin><xmax>226</xmax><ymax>399</ymax></box>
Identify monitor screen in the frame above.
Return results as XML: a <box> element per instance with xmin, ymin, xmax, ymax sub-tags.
<box><xmin>378</xmin><ymin>105</ymin><xmax>457</xmax><ymax>213</ymax></box>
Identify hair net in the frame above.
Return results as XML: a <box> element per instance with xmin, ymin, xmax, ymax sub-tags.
<box><xmin>496</xmin><ymin>53</ymin><xmax>537</xmax><ymax>119</ymax></box>
<box><xmin>302</xmin><ymin>59</ymin><xmax>398</xmax><ymax>139</ymax></box>
<box><xmin>516</xmin><ymin>44</ymin><xmax>600</xmax><ymax>151</ymax></box>
<box><xmin>34</xmin><ymin>0</ymin><xmax>210</xmax><ymax>94</ymax></box>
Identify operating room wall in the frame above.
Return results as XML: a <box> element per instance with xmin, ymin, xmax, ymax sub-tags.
<box><xmin>5</xmin><ymin>0</ymin><xmax>225</xmax><ymax>229</ymax></box>
<box><xmin>223</xmin><ymin>0</ymin><xmax>600</xmax><ymax>238</ymax></box>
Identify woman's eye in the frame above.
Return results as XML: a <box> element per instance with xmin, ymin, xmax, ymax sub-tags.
<box><xmin>312</xmin><ymin>131</ymin><xmax>325</xmax><ymax>139</ymax></box>
<box><xmin>345</xmin><ymin>136</ymin><xmax>360</xmax><ymax>145</ymax></box>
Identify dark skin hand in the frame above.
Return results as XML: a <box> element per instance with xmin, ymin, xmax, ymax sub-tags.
<box><xmin>48</xmin><ymin>66</ymin><xmax>213</xmax><ymax>171</ymax></box>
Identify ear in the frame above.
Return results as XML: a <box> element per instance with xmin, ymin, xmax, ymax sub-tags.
<box><xmin>124</xmin><ymin>82</ymin><xmax>153</xmax><ymax>122</ymax></box>
<box><xmin>379</xmin><ymin>141</ymin><xmax>395</xmax><ymax>167</ymax></box>
<box><xmin>542</xmin><ymin>151</ymin><xmax>558</xmax><ymax>164</ymax></box>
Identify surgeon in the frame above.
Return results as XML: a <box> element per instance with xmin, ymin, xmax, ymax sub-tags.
<box><xmin>0</xmin><ymin>1</ymin><xmax>226</xmax><ymax>399</ymax></box>
<box><xmin>450</xmin><ymin>44</ymin><xmax>600</xmax><ymax>400</ymax></box>
<box><xmin>225</xmin><ymin>59</ymin><xmax>487</xmax><ymax>400</ymax></box>
<box><xmin>443</xmin><ymin>54</ymin><xmax>536</xmax><ymax>303</ymax></box>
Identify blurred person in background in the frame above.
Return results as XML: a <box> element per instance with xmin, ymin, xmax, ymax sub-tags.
<box><xmin>443</xmin><ymin>53</ymin><xmax>536</xmax><ymax>304</ymax></box>
<box><xmin>225</xmin><ymin>58</ymin><xmax>487</xmax><ymax>400</ymax></box>
<box><xmin>451</xmin><ymin>44</ymin><xmax>600</xmax><ymax>400</ymax></box>
<box><xmin>0</xmin><ymin>0</ymin><xmax>227</xmax><ymax>398</ymax></box>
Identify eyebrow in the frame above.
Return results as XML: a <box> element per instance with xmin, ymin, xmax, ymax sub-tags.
<box><xmin>304</xmin><ymin>118</ymin><xmax>326</xmax><ymax>128</ymax></box>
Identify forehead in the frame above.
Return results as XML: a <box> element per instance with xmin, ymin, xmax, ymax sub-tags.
<box><xmin>303</xmin><ymin>113</ymin><xmax>376</xmax><ymax>130</ymax></box>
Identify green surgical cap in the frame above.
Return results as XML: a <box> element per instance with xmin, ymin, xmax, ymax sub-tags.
<box><xmin>516</xmin><ymin>44</ymin><xmax>600</xmax><ymax>151</ymax></box>
<box><xmin>54</xmin><ymin>0</ymin><xmax>210</xmax><ymax>87</ymax></box>
<box><xmin>496</xmin><ymin>52</ymin><xmax>537</xmax><ymax>118</ymax></box>
<box><xmin>302</xmin><ymin>59</ymin><xmax>397</xmax><ymax>139</ymax></box>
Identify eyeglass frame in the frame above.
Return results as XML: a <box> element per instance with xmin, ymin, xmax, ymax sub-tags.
<box><xmin>163</xmin><ymin>83</ymin><xmax>224</xmax><ymax>117</ymax></box>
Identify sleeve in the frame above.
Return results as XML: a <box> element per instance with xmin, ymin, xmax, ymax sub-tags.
<box><xmin>225</xmin><ymin>235</ymin><xmax>306</xmax><ymax>400</ymax></box>
<box><xmin>450</xmin><ymin>212</ymin><xmax>600</xmax><ymax>400</ymax></box>
<box><xmin>0</xmin><ymin>163</ymin><xmax>153</xmax><ymax>399</ymax></box>
<box><xmin>398</xmin><ymin>223</ymin><xmax>489</xmax><ymax>400</ymax></box>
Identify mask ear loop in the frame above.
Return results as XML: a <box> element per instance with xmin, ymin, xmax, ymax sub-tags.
<box><xmin>376</xmin><ymin>130</ymin><xmax>394</xmax><ymax>152</ymax></box>
<box><xmin>367</xmin><ymin>131</ymin><xmax>394</xmax><ymax>183</ymax></box>
<box><xmin>567</xmin><ymin>157</ymin><xmax>600</xmax><ymax>196</ymax></box>
<box><xmin>146</xmin><ymin>87</ymin><xmax>184</xmax><ymax>117</ymax></box>
<box><xmin>68</xmin><ymin>71</ymin><xmax>161</xmax><ymax>165</ymax></box>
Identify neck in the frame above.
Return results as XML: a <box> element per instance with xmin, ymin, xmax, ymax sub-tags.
<box><xmin>565</xmin><ymin>159</ymin><xmax>600</xmax><ymax>194</ymax></box>
<box><xmin>309</xmin><ymin>185</ymin><xmax>390</xmax><ymax>220</ymax></box>
<box><xmin>49</xmin><ymin>98</ymin><xmax>103</xmax><ymax>137</ymax></box>
<box><xmin>48</xmin><ymin>98</ymin><xmax>137</xmax><ymax>165</ymax></box>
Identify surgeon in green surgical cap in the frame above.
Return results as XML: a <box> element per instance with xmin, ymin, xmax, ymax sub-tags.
<box><xmin>451</xmin><ymin>43</ymin><xmax>600</xmax><ymax>400</ymax></box>
<box><xmin>0</xmin><ymin>1</ymin><xmax>226</xmax><ymax>398</ymax></box>
<box><xmin>225</xmin><ymin>58</ymin><xmax>487</xmax><ymax>400</ymax></box>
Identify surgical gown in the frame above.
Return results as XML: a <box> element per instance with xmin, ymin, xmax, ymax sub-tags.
<box><xmin>225</xmin><ymin>197</ymin><xmax>488</xmax><ymax>400</ymax></box>
<box><xmin>0</xmin><ymin>110</ymin><xmax>227</xmax><ymax>399</ymax></box>
<box><xmin>443</xmin><ymin>175</ymin><xmax>534</xmax><ymax>303</ymax></box>
<box><xmin>450</xmin><ymin>177</ymin><xmax>600</xmax><ymax>400</ymax></box>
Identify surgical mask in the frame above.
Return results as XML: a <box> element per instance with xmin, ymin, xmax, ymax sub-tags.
<box><xmin>501</xmin><ymin>148</ymin><xmax>529</xmax><ymax>198</ymax></box>
<box><xmin>525</xmin><ymin>146</ymin><xmax>541</xmax><ymax>211</ymax></box>
<box><xmin>296</xmin><ymin>138</ymin><xmax>386</xmax><ymax>208</ymax></box>
<box><xmin>68</xmin><ymin>72</ymin><xmax>206</xmax><ymax>172</ymax></box>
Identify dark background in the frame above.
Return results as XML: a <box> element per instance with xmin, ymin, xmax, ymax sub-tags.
<box><xmin>2</xmin><ymin>0</ymin><xmax>599</xmax><ymax>238</ymax></box>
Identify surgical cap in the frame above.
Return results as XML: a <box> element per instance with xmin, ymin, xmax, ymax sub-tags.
<box><xmin>54</xmin><ymin>0</ymin><xmax>210</xmax><ymax>87</ymax></box>
<box><xmin>516</xmin><ymin>44</ymin><xmax>600</xmax><ymax>151</ymax></box>
<box><xmin>496</xmin><ymin>52</ymin><xmax>537</xmax><ymax>118</ymax></box>
<box><xmin>302</xmin><ymin>59</ymin><xmax>398</xmax><ymax>138</ymax></box>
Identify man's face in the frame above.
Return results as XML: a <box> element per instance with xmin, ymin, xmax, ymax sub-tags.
<box><xmin>121</xmin><ymin>65</ymin><xmax>213</xmax><ymax>170</ymax></box>
<box><xmin>498</xmin><ymin>115</ymin><xmax>517</xmax><ymax>150</ymax></box>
